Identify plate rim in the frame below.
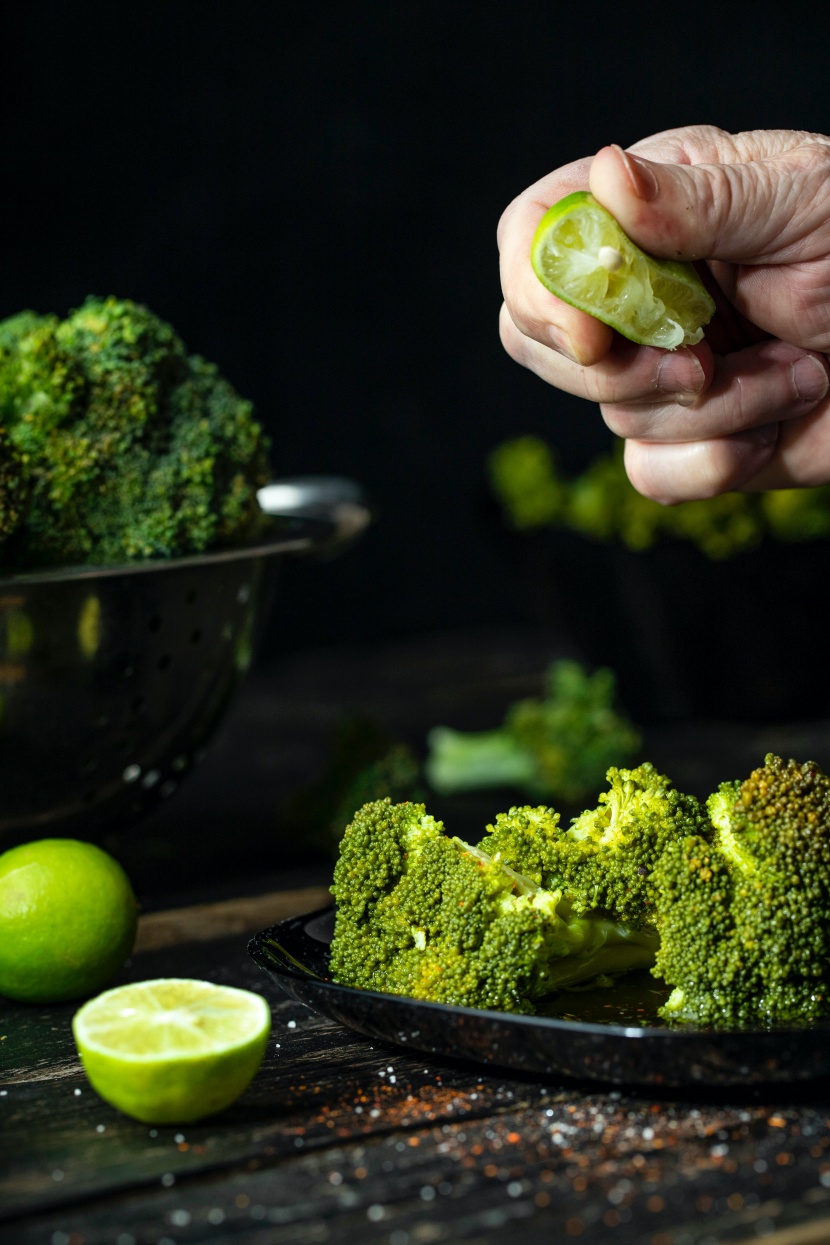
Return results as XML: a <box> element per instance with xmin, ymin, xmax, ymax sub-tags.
<box><xmin>247</xmin><ymin>903</ymin><xmax>830</xmax><ymax>1044</ymax></box>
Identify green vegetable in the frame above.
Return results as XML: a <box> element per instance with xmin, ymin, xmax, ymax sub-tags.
<box><xmin>479</xmin><ymin>763</ymin><xmax>707</xmax><ymax>926</ymax></box>
<box><xmin>330</xmin><ymin>755</ymin><xmax>830</xmax><ymax>1026</ymax></box>
<box><xmin>0</xmin><ymin>296</ymin><xmax>270</xmax><ymax>567</ymax></box>
<box><xmin>424</xmin><ymin>660</ymin><xmax>640</xmax><ymax>804</ymax></box>
<box><xmin>489</xmin><ymin>435</ymin><xmax>830</xmax><ymax>561</ymax></box>
<box><xmin>654</xmin><ymin>754</ymin><xmax>830</xmax><ymax>1027</ymax></box>
<box><xmin>329</xmin><ymin>797</ymin><xmax>658</xmax><ymax>1014</ymax></box>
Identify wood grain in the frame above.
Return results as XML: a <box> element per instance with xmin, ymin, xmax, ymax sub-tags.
<box><xmin>133</xmin><ymin>886</ymin><xmax>332</xmax><ymax>952</ymax></box>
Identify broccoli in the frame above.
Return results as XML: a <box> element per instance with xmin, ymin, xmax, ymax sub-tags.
<box><xmin>653</xmin><ymin>754</ymin><xmax>830</xmax><ymax>1026</ymax></box>
<box><xmin>0</xmin><ymin>296</ymin><xmax>270</xmax><ymax>567</ymax></box>
<box><xmin>424</xmin><ymin>660</ymin><xmax>640</xmax><ymax>804</ymax></box>
<box><xmin>478</xmin><ymin>763</ymin><xmax>708</xmax><ymax>926</ymax></box>
<box><xmin>329</xmin><ymin>797</ymin><xmax>659</xmax><ymax>1014</ymax></box>
<box><xmin>489</xmin><ymin>435</ymin><xmax>830</xmax><ymax>560</ymax></box>
<box><xmin>0</xmin><ymin>426</ymin><xmax>29</xmax><ymax>544</ymax></box>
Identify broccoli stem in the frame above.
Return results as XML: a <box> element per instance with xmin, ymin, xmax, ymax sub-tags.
<box><xmin>424</xmin><ymin>726</ymin><xmax>538</xmax><ymax>796</ymax></box>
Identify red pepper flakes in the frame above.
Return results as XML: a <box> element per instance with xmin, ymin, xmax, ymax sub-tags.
<box><xmin>768</xmin><ymin>1115</ymin><xmax>787</xmax><ymax>1127</ymax></box>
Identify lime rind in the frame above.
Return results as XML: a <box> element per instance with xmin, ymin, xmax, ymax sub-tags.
<box><xmin>531</xmin><ymin>191</ymin><xmax>715</xmax><ymax>350</ymax></box>
<box><xmin>72</xmin><ymin>978</ymin><xmax>271</xmax><ymax>1123</ymax></box>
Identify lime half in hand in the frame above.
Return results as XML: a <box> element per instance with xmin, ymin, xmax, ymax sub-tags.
<box><xmin>531</xmin><ymin>191</ymin><xmax>716</xmax><ymax>349</ymax></box>
<box><xmin>73</xmin><ymin>978</ymin><xmax>271</xmax><ymax>1124</ymax></box>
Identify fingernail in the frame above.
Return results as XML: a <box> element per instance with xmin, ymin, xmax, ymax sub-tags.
<box><xmin>792</xmin><ymin>354</ymin><xmax>830</xmax><ymax>403</ymax></box>
<box><xmin>548</xmin><ymin>323</ymin><xmax>578</xmax><ymax>362</ymax></box>
<box><xmin>656</xmin><ymin>349</ymin><xmax>704</xmax><ymax>401</ymax></box>
<box><xmin>613</xmin><ymin>144</ymin><xmax>659</xmax><ymax>202</ymax></box>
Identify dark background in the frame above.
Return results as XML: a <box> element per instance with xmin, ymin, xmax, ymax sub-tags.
<box><xmin>3</xmin><ymin>3</ymin><xmax>826</xmax><ymax>656</ymax></box>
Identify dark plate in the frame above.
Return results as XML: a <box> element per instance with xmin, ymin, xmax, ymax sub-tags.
<box><xmin>248</xmin><ymin>906</ymin><xmax>830</xmax><ymax>1088</ymax></box>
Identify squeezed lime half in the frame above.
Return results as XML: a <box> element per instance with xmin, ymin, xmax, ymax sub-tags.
<box><xmin>531</xmin><ymin>191</ymin><xmax>715</xmax><ymax>349</ymax></box>
<box><xmin>73</xmin><ymin>978</ymin><xmax>271</xmax><ymax>1123</ymax></box>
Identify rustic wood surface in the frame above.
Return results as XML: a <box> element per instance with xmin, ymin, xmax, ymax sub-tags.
<box><xmin>6</xmin><ymin>630</ymin><xmax>830</xmax><ymax>1244</ymax></box>
<box><xmin>4</xmin><ymin>885</ymin><xmax>830</xmax><ymax>1245</ymax></box>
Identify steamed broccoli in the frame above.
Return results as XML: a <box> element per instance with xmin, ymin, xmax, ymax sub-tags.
<box><xmin>653</xmin><ymin>754</ymin><xmax>830</xmax><ymax>1026</ymax></box>
<box><xmin>329</xmin><ymin>797</ymin><xmax>659</xmax><ymax>1014</ymax></box>
<box><xmin>0</xmin><ymin>297</ymin><xmax>270</xmax><ymax>567</ymax></box>
<box><xmin>478</xmin><ymin>763</ymin><xmax>707</xmax><ymax>926</ymax></box>
<box><xmin>424</xmin><ymin>660</ymin><xmax>640</xmax><ymax>804</ymax></box>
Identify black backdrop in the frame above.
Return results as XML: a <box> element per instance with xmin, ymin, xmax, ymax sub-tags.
<box><xmin>2</xmin><ymin>3</ymin><xmax>826</xmax><ymax>655</ymax></box>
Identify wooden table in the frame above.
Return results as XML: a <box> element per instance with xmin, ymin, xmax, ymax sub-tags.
<box><xmin>6</xmin><ymin>630</ymin><xmax>830</xmax><ymax>1244</ymax></box>
<box><xmin>4</xmin><ymin>882</ymin><xmax>830</xmax><ymax>1245</ymax></box>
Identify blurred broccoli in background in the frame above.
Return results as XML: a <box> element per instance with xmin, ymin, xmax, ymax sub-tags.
<box><xmin>489</xmin><ymin>435</ymin><xmax>830</xmax><ymax>560</ymax></box>
<box><xmin>279</xmin><ymin>714</ymin><xmax>425</xmax><ymax>857</ymax></box>
<box><xmin>0</xmin><ymin>297</ymin><xmax>270</xmax><ymax>567</ymax></box>
<box><xmin>424</xmin><ymin>659</ymin><xmax>640</xmax><ymax>804</ymax></box>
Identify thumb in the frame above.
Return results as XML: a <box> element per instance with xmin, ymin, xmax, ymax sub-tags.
<box><xmin>588</xmin><ymin>141</ymin><xmax>829</xmax><ymax>264</ymax></box>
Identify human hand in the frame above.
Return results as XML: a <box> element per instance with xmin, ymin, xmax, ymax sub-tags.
<box><xmin>498</xmin><ymin>126</ymin><xmax>830</xmax><ymax>502</ymax></box>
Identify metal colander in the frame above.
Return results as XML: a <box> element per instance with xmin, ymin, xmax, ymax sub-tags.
<box><xmin>0</xmin><ymin>477</ymin><xmax>368</xmax><ymax>847</ymax></box>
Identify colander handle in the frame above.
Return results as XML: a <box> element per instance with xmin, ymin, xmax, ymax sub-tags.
<box><xmin>256</xmin><ymin>476</ymin><xmax>370</xmax><ymax>548</ymax></box>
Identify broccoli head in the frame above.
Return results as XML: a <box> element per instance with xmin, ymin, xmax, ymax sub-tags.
<box><xmin>424</xmin><ymin>660</ymin><xmax>640</xmax><ymax>805</ymax></box>
<box><xmin>0</xmin><ymin>296</ymin><xmax>270</xmax><ymax>567</ymax></box>
<box><xmin>654</xmin><ymin>754</ymin><xmax>830</xmax><ymax>1026</ymax></box>
<box><xmin>478</xmin><ymin>762</ymin><xmax>708</xmax><ymax>925</ymax></box>
<box><xmin>329</xmin><ymin>798</ymin><xmax>658</xmax><ymax>1014</ymax></box>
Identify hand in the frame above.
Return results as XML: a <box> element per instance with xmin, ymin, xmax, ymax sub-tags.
<box><xmin>498</xmin><ymin>126</ymin><xmax>830</xmax><ymax>502</ymax></box>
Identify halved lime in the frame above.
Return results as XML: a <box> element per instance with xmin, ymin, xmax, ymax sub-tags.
<box><xmin>531</xmin><ymin>191</ymin><xmax>715</xmax><ymax>350</ymax></box>
<box><xmin>72</xmin><ymin>978</ymin><xmax>271</xmax><ymax>1124</ymax></box>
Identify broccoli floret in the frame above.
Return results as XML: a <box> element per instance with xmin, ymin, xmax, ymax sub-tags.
<box><xmin>653</xmin><ymin>754</ymin><xmax>830</xmax><ymax>1026</ymax></box>
<box><xmin>0</xmin><ymin>296</ymin><xmax>270</xmax><ymax>567</ymax></box>
<box><xmin>478</xmin><ymin>763</ymin><xmax>708</xmax><ymax>925</ymax></box>
<box><xmin>424</xmin><ymin>660</ymin><xmax>640</xmax><ymax>804</ymax></box>
<box><xmin>329</xmin><ymin>798</ymin><xmax>658</xmax><ymax>1014</ymax></box>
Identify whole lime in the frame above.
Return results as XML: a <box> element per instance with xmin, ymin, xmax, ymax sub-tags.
<box><xmin>0</xmin><ymin>838</ymin><xmax>138</xmax><ymax>1003</ymax></box>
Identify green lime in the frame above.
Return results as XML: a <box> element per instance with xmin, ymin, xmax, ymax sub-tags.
<box><xmin>0</xmin><ymin>838</ymin><xmax>138</xmax><ymax>1003</ymax></box>
<box><xmin>531</xmin><ymin>191</ymin><xmax>716</xmax><ymax>349</ymax></box>
<box><xmin>72</xmin><ymin>978</ymin><xmax>271</xmax><ymax>1123</ymax></box>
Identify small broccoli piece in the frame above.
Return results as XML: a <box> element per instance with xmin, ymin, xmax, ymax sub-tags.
<box><xmin>479</xmin><ymin>763</ymin><xmax>708</xmax><ymax>925</ymax></box>
<box><xmin>653</xmin><ymin>754</ymin><xmax>830</xmax><ymax>1026</ymax></box>
<box><xmin>0</xmin><ymin>296</ymin><xmax>270</xmax><ymax>567</ymax></box>
<box><xmin>329</xmin><ymin>798</ymin><xmax>659</xmax><ymax>1014</ymax></box>
<box><xmin>488</xmin><ymin>435</ymin><xmax>566</xmax><ymax>529</ymax></box>
<box><xmin>424</xmin><ymin>660</ymin><xmax>640</xmax><ymax>804</ymax></box>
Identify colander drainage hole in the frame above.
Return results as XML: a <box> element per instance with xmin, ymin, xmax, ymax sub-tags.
<box><xmin>157</xmin><ymin>654</ymin><xmax>171</xmax><ymax>671</ymax></box>
<box><xmin>148</xmin><ymin>615</ymin><xmax>162</xmax><ymax>633</ymax></box>
<box><xmin>185</xmin><ymin>588</ymin><xmax>198</xmax><ymax>605</ymax></box>
<box><xmin>131</xmin><ymin>696</ymin><xmax>145</xmax><ymax>714</ymax></box>
<box><xmin>190</xmin><ymin>628</ymin><xmax>202</xmax><ymax>645</ymax></box>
